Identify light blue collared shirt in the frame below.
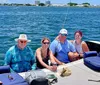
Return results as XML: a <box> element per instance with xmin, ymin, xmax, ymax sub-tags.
<box><xmin>50</xmin><ymin>39</ymin><xmax>76</xmax><ymax>63</ymax></box>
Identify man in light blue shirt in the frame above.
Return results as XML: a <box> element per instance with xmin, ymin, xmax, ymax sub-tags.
<box><xmin>5</xmin><ymin>34</ymin><xmax>36</xmax><ymax>73</ymax></box>
<box><xmin>50</xmin><ymin>29</ymin><xmax>79</xmax><ymax>64</ymax></box>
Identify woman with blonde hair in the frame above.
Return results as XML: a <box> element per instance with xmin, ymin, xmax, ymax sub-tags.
<box><xmin>35</xmin><ymin>37</ymin><xmax>57</xmax><ymax>71</ymax></box>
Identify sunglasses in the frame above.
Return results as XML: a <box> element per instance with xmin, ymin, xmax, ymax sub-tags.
<box><xmin>20</xmin><ymin>40</ymin><xmax>27</xmax><ymax>43</ymax></box>
<box><xmin>43</xmin><ymin>42</ymin><xmax>50</xmax><ymax>44</ymax></box>
<box><xmin>61</xmin><ymin>34</ymin><xmax>67</xmax><ymax>36</ymax></box>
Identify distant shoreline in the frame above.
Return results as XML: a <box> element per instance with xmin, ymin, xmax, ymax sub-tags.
<box><xmin>0</xmin><ymin>3</ymin><xmax>100</xmax><ymax>8</ymax></box>
<box><xmin>0</xmin><ymin>5</ymin><xmax>100</xmax><ymax>8</ymax></box>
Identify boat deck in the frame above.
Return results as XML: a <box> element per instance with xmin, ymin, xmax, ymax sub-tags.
<box><xmin>54</xmin><ymin>59</ymin><xmax>100</xmax><ymax>85</ymax></box>
<box><xmin>19</xmin><ymin>59</ymin><xmax>100</xmax><ymax>85</ymax></box>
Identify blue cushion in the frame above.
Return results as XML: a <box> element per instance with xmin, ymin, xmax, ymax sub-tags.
<box><xmin>0</xmin><ymin>65</ymin><xmax>10</xmax><ymax>74</ymax></box>
<box><xmin>0</xmin><ymin>73</ymin><xmax>28</xmax><ymax>85</ymax></box>
<box><xmin>84</xmin><ymin>56</ymin><xmax>100</xmax><ymax>71</ymax></box>
<box><xmin>84</xmin><ymin>51</ymin><xmax>97</xmax><ymax>58</ymax></box>
<box><xmin>98</xmin><ymin>52</ymin><xmax>100</xmax><ymax>57</ymax></box>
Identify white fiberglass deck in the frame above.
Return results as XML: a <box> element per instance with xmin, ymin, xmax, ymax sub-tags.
<box><xmin>54</xmin><ymin>59</ymin><xmax>100</xmax><ymax>85</ymax></box>
<box><xmin>19</xmin><ymin>59</ymin><xmax>100</xmax><ymax>85</ymax></box>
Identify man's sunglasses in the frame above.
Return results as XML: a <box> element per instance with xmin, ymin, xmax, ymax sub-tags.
<box><xmin>61</xmin><ymin>34</ymin><xmax>67</xmax><ymax>36</ymax></box>
<box><xmin>20</xmin><ymin>40</ymin><xmax>27</xmax><ymax>43</ymax></box>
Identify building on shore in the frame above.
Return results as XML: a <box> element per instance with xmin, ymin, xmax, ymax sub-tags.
<box><xmin>45</xmin><ymin>0</ymin><xmax>51</xmax><ymax>6</ymax></box>
<box><xmin>77</xmin><ymin>4</ymin><xmax>84</xmax><ymax>7</ymax></box>
<box><xmin>35</xmin><ymin>0</ymin><xmax>40</xmax><ymax>6</ymax></box>
<box><xmin>51</xmin><ymin>4</ymin><xmax>67</xmax><ymax>7</ymax></box>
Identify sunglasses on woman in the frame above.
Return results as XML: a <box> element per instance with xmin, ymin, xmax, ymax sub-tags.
<box><xmin>43</xmin><ymin>42</ymin><xmax>50</xmax><ymax>44</ymax></box>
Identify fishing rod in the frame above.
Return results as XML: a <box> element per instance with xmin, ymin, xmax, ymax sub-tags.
<box><xmin>62</xmin><ymin>0</ymin><xmax>71</xmax><ymax>29</ymax></box>
<box><xmin>61</xmin><ymin>0</ymin><xmax>100</xmax><ymax>79</ymax></box>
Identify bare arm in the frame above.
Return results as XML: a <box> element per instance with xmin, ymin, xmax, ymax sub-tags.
<box><xmin>70</xmin><ymin>40</ymin><xmax>74</xmax><ymax>43</ymax></box>
<box><xmin>49</xmin><ymin>50</ymin><xmax>56</xmax><ymax>63</ymax></box>
<box><xmin>50</xmin><ymin>51</ymin><xmax>64</xmax><ymax>65</ymax></box>
<box><xmin>68</xmin><ymin>52</ymin><xmax>79</xmax><ymax>61</ymax></box>
<box><xmin>36</xmin><ymin>48</ymin><xmax>57</xmax><ymax>71</ymax></box>
<box><xmin>36</xmin><ymin>48</ymin><xmax>50</xmax><ymax>69</ymax></box>
<box><xmin>54</xmin><ymin>57</ymin><xmax>64</xmax><ymax>65</ymax></box>
<box><xmin>82</xmin><ymin>42</ymin><xmax>89</xmax><ymax>52</ymax></box>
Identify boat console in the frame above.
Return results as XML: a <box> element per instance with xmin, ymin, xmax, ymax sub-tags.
<box><xmin>85</xmin><ymin>41</ymin><xmax>100</xmax><ymax>53</ymax></box>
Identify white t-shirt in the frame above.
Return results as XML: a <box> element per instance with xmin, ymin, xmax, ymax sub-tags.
<box><xmin>72</xmin><ymin>40</ymin><xmax>84</xmax><ymax>54</ymax></box>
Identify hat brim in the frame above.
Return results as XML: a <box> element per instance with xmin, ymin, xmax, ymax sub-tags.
<box><xmin>59</xmin><ymin>33</ymin><xmax>68</xmax><ymax>35</ymax></box>
<box><xmin>15</xmin><ymin>38</ymin><xmax>31</xmax><ymax>42</ymax></box>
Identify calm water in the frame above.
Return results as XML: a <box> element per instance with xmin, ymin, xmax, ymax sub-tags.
<box><xmin>0</xmin><ymin>6</ymin><xmax>100</xmax><ymax>65</ymax></box>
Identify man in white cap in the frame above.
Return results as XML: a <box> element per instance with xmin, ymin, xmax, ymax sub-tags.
<box><xmin>4</xmin><ymin>34</ymin><xmax>36</xmax><ymax>73</ymax></box>
<box><xmin>50</xmin><ymin>29</ymin><xmax>79</xmax><ymax>65</ymax></box>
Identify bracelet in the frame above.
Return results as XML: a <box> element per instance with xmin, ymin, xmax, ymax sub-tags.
<box><xmin>51</xmin><ymin>62</ymin><xmax>57</xmax><ymax>66</ymax></box>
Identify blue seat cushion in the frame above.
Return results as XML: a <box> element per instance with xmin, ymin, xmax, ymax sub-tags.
<box><xmin>84</xmin><ymin>51</ymin><xmax>97</xmax><ymax>58</ymax></box>
<box><xmin>0</xmin><ymin>73</ymin><xmax>28</xmax><ymax>85</ymax></box>
<box><xmin>0</xmin><ymin>65</ymin><xmax>10</xmax><ymax>74</ymax></box>
<box><xmin>84</xmin><ymin>56</ymin><xmax>100</xmax><ymax>71</ymax></box>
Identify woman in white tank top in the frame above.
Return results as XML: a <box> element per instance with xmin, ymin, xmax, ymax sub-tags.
<box><xmin>71</xmin><ymin>30</ymin><xmax>89</xmax><ymax>58</ymax></box>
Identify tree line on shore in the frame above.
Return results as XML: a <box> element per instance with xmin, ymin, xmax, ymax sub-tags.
<box><xmin>0</xmin><ymin>2</ymin><xmax>91</xmax><ymax>7</ymax></box>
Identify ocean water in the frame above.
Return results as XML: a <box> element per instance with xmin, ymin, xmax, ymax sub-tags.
<box><xmin>0</xmin><ymin>6</ymin><xmax>100</xmax><ymax>65</ymax></box>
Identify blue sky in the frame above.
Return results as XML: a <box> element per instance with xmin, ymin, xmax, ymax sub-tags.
<box><xmin>0</xmin><ymin>0</ymin><xmax>100</xmax><ymax>5</ymax></box>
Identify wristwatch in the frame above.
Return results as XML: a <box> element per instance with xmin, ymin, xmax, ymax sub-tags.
<box><xmin>78</xmin><ymin>54</ymin><xmax>80</xmax><ymax>57</ymax></box>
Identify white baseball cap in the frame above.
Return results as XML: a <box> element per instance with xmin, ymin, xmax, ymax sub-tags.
<box><xmin>59</xmin><ymin>29</ymin><xmax>68</xmax><ymax>35</ymax></box>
